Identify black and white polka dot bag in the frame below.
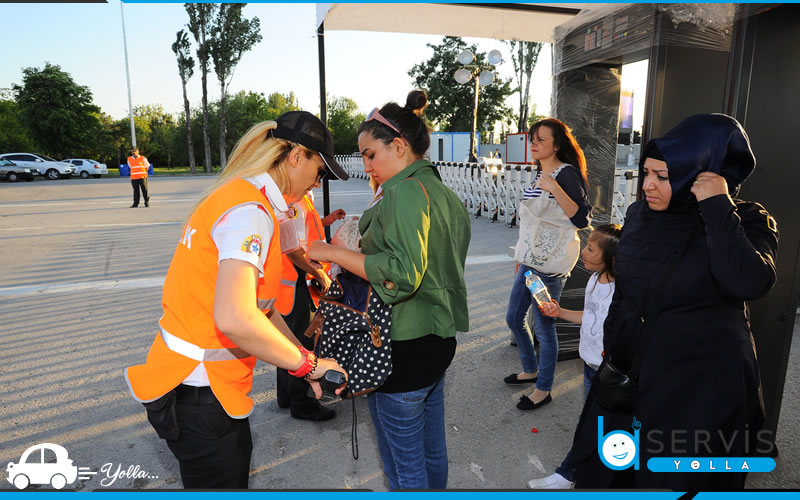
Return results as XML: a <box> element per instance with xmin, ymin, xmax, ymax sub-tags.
<box><xmin>309</xmin><ymin>271</ymin><xmax>392</xmax><ymax>398</ymax></box>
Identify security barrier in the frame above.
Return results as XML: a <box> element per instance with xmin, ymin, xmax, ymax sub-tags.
<box><xmin>333</xmin><ymin>155</ymin><xmax>638</xmax><ymax>225</ymax></box>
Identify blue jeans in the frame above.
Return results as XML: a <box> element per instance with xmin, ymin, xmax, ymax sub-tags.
<box><xmin>554</xmin><ymin>363</ymin><xmax>598</xmax><ymax>482</ymax></box>
<box><xmin>505</xmin><ymin>265</ymin><xmax>566</xmax><ymax>392</ymax></box>
<box><xmin>367</xmin><ymin>377</ymin><xmax>448</xmax><ymax>490</ymax></box>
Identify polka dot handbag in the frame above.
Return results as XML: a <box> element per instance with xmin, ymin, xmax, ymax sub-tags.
<box><xmin>308</xmin><ymin>271</ymin><xmax>392</xmax><ymax>398</ymax></box>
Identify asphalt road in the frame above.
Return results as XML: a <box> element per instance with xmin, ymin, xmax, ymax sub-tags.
<box><xmin>0</xmin><ymin>176</ymin><xmax>797</xmax><ymax>490</ymax></box>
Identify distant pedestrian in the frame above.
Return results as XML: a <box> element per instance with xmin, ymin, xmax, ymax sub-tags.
<box><xmin>495</xmin><ymin>148</ymin><xmax>502</xmax><ymax>160</ymax></box>
<box><xmin>128</xmin><ymin>147</ymin><xmax>150</xmax><ymax>208</ymax></box>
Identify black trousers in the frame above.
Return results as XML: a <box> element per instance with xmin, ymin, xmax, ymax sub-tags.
<box><xmin>165</xmin><ymin>385</ymin><xmax>252</xmax><ymax>489</ymax></box>
<box><xmin>131</xmin><ymin>178</ymin><xmax>149</xmax><ymax>206</ymax></box>
<box><xmin>276</xmin><ymin>265</ymin><xmax>315</xmax><ymax>408</ymax></box>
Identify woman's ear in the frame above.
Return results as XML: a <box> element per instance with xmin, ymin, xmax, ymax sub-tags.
<box><xmin>392</xmin><ymin>137</ymin><xmax>407</xmax><ymax>158</ymax></box>
<box><xmin>289</xmin><ymin>146</ymin><xmax>303</xmax><ymax>167</ymax></box>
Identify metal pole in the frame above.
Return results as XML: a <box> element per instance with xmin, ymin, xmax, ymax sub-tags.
<box><xmin>470</xmin><ymin>74</ymin><xmax>480</xmax><ymax>162</ymax></box>
<box><xmin>317</xmin><ymin>21</ymin><xmax>331</xmax><ymax>240</ymax></box>
<box><xmin>120</xmin><ymin>1</ymin><xmax>136</xmax><ymax>148</ymax></box>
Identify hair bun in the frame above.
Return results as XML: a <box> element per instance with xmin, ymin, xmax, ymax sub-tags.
<box><xmin>405</xmin><ymin>89</ymin><xmax>429</xmax><ymax>117</ymax></box>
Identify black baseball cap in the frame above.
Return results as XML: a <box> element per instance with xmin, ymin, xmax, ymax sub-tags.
<box><xmin>270</xmin><ymin>111</ymin><xmax>349</xmax><ymax>180</ymax></box>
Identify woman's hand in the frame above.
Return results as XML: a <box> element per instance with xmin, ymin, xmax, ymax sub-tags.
<box><xmin>313</xmin><ymin>268</ymin><xmax>332</xmax><ymax>294</ymax></box>
<box><xmin>540</xmin><ymin>299</ymin><xmax>561</xmax><ymax>318</ymax></box>
<box><xmin>536</xmin><ymin>173</ymin><xmax>559</xmax><ymax>194</ymax></box>
<box><xmin>306</xmin><ymin>357</ymin><xmax>349</xmax><ymax>398</ymax></box>
<box><xmin>309</xmin><ymin>240</ymin><xmax>335</xmax><ymax>263</ymax></box>
<box><xmin>691</xmin><ymin>172</ymin><xmax>728</xmax><ymax>201</ymax></box>
<box><xmin>321</xmin><ymin>209</ymin><xmax>346</xmax><ymax>227</ymax></box>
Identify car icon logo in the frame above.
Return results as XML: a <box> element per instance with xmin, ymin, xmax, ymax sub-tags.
<box><xmin>6</xmin><ymin>443</ymin><xmax>94</xmax><ymax>489</ymax></box>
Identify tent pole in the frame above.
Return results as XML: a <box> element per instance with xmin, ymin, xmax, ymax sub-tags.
<box><xmin>318</xmin><ymin>21</ymin><xmax>332</xmax><ymax>240</ymax></box>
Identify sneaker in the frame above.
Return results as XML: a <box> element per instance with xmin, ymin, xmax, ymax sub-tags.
<box><xmin>527</xmin><ymin>473</ymin><xmax>574</xmax><ymax>489</ymax></box>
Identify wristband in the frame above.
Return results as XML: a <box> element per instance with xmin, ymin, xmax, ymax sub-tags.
<box><xmin>288</xmin><ymin>346</ymin><xmax>316</xmax><ymax>378</ymax></box>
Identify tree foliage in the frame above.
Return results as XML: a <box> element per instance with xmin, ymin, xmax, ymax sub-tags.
<box><xmin>172</xmin><ymin>29</ymin><xmax>197</xmax><ymax>172</ymax></box>
<box><xmin>209</xmin><ymin>3</ymin><xmax>262</xmax><ymax>168</ymax></box>
<box><xmin>327</xmin><ymin>95</ymin><xmax>365</xmax><ymax>155</ymax></box>
<box><xmin>12</xmin><ymin>63</ymin><xmax>106</xmax><ymax>159</ymax></box>
<box><xmin>408</xmin><ymin>36</ymin><xmax>514</xmax><ymax>136</ymax></box>
<box><xmin>185</xmin><ymin>3</ymin><xmax>217</xmax><ymax>172</ymax></box>
<box><xmin>506</xmin><ymin>40</ymin><xmax>543</xmax><ymax>133</ymax></box>
<box><xmin>0</xmin><ymin>99</ymin><xmax>36</xmax><ymax>153</ymax></box>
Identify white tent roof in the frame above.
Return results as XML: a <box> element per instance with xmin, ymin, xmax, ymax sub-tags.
<box><xmin>316</xmin><ymin>3</ymin><xmax>603</xmax><ymax>44</ymax></box>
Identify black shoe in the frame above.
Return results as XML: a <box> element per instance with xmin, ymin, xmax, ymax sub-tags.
<box><xmin>504</xmin><ymin>373</ymin><xmax>537</xmax><ymax>385</ymax></box>
<box><xmin>517</xmin><ymin>393</ymin><xmax>552</xmax><ymax>410</ymax></box>
<box><xmin>130</xmin><ymin>205</ymin><xmax>138</xmax><ymax>208</ymax></box>
<box><xmin>145</xmin><ymin>202</ymin><xmax>149</xmax><ymax>207</ymax></box>
<box><xmin>277</xmin><ymin>395</ymin><xmax>290</xmax><ymax>409</ymax></box>
<box><xmin>290</xmin><ymin>399</ymin><xmax>336</xmax><ymax>421</ymax></box>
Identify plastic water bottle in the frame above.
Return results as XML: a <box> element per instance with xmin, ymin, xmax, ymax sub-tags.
<box><xmin>524</xmin><ymin>270</ymin><xmax>552</xmax><ymax>307</ymax></box>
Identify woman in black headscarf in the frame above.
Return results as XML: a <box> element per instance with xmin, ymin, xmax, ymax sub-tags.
<box><xmin>569</xmin><ymin>114</ymin><xmax>779</xmax><ymax>490</ymax></box>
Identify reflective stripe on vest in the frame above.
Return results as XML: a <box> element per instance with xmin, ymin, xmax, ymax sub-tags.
<box><xmin>160</xmin><ymin>328</ymin><xmax>251</xmax><ymax>362</ymax></box>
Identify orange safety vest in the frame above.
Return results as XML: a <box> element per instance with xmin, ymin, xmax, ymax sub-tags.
<box><xmin>128</xmin><ymin>155</ymin><xmax>149</xmax><ymax>179</ymax></box>
<box><xmin>125</xmin><ymin>178</ymin><xmax>281</xmax><ymax>418</ymax></box>
<box><xmin>302</xmin><ymin>196</ymin><xmax>330</xmax><ymax>308</ymax></box>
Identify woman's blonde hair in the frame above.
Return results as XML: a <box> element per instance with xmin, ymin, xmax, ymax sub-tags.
<box><xmin>192</xmin><ymin>121</ymin><xmax>313</xmax><ymax>212</ymax></box>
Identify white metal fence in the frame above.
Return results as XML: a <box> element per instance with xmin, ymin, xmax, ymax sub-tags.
<box><xmin>334</xmin><ymin>155</ymin><xmax>639</xmax><ymax>226</ymax></box>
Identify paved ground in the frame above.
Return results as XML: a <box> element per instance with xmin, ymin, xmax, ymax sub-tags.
<box><xmin>0</xmin><ymin>176</ymin><xmax>797</xmax><ymax>490</ymax></box>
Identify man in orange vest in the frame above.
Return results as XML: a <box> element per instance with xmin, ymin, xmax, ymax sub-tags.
<box><xmin>127</xmin><ymin>146</ymin><xmax>150</xmax><ymax>208</ymax></box>
<box><xmin>276</xmin><ymin>192</ymin><xmax>345</xmax><ymax>420</ymax></box>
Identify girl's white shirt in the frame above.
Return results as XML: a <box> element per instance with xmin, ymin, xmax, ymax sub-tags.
<box><xmin>579</xmin><ymin>272</ymin><xmax>615</xmax><ymax>370</ymax></box>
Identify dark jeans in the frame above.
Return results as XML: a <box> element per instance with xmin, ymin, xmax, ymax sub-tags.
<box><xmin>555</xmin><ymin>363</ymin><xmax>599</xmax><ymax>482</ymax></box>
<box><xmin>276</xmin><ymin>266</ymin><xmax>315</xmax><ymax>409</ymax></box>
<box><xmin>131</xmin><ymin>178</ymin><xmax>149</xmax><ymax>206</ymax></box>
<box><xmin>165</xmin><ymin>385</ymin><xmax>252</xmax><ymax>489</ymax></box>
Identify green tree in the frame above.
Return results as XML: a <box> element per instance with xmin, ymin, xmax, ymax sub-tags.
<box><xmin>409</xmin><ymin>36</ymin><xmax>514</xmax><ymax>134</ymax></box>
<box><xmin>506</xmin><ymin>40</ymin><xmax>543</xmax><ymax>133</ymax></box>
<box><xmin>172</xmin><ymin>29</ymin><xmax>197</xmax><ymax>173</ymax></box>
<box><xmin>186</xmin><ymin>3</ymin><xmax>218</xmax><ymax>172</ymax></box>
<box><xmin>0</xmin><ymin>98</ymin><xmax>36</xmax><ymax>153</ymax></box>
<box><xmin>13</xmin><ymin>62</ymin><xmax>104</xmax><ymax>159</ymax></box>
<box><xmin>327</xmin><ymin>95</ymin><xmax>365</xmax><ymax>155</ymax></box>
<box><xmin>264</xmin><ymin>91</ymin><xmax>300</xmax><ymax>120</ymax></box>
<box><xmin>132</xmin><ymin>104</ymin><xmax>177</xmax><ymax>167</ymax></box>
<box><xmin>209</xmin><ymin>3</ymin><xmax>262</xmax><ymax>169</ymax></box>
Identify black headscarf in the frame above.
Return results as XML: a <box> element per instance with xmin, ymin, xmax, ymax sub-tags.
<box><xmin>642</xmin><ymin>113</ymin><xmax>756</xmax><ymax>211</ymax></box>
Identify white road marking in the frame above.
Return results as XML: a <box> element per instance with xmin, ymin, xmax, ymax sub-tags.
<box><xmin>0</xmin><ymin>253</ymin><xmax>511</xmax><ymax>297</ymax></box>
<box><xmin>0</xmin><ymin>197</ymin><xmax>196</xmax><ymax>208</ymax></box>
<box><xmin>528</xmin><ymin>453</ymin><xmax>547</xmax><ymax>474</ymax></box>
<box><xmin>0</xmin><ymin>221</ymin><xmax>181</xmax><ymax>231</ymax></box>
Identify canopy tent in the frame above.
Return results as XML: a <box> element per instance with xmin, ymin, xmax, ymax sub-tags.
<box><xmin>313</xmin><ymin>2</ymin><xmax>603</xmax><ymax>217</ymax></box>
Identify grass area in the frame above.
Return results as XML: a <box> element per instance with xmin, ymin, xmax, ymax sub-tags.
<box><xmin>106</xmin><ymin>166</ymin><xmax>222</xmax><ymax>177</ymax></box>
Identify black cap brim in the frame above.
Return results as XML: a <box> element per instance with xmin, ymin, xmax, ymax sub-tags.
<box><xmin>319</xmin><ymin>153</ymin><xmax>349</xmax><ymax>180</ymax></box>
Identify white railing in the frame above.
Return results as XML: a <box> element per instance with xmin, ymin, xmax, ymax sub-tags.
<box><xmin>334</xmin><ymin>155</ymin><xmax>639</xmax><ymax>226</ymax></box>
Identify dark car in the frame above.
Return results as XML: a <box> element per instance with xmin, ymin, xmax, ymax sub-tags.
<box><xmin>0</xmin><ymin>158</ymin><xmax>38</xmax><ymax>182</ymax></box>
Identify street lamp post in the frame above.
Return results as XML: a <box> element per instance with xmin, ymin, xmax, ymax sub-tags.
<box><xmin>454</xmin><ymin>48</ymin><xmax>502</xmax><ymax>163</ymax></box>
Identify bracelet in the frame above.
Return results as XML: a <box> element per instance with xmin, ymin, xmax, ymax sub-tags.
<box><xmin>288</xmin><ymin>346</ymin><xmax>316</xmax><ymax>378</ymax></box>
<box><xmin>304</xmin><ymin>356</ymin><xmax>320</xmax><ymax>380</ymax></box>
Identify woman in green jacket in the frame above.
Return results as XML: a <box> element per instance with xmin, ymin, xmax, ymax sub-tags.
<box><xmin>309</xmin><ymin>90</ymin><xmax>471</xmax><ymax>490</ymax></box>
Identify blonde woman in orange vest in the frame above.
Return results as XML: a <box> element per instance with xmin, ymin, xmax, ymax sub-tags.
<box><xmin>125</xmin><ymin>111</ymin><xmax>350</xmax><ymax>489</ymax></box>
<box><xmin>127</xmin><ymin>146</ymin><xmax>150</xmax><ymax>208</ymax></box>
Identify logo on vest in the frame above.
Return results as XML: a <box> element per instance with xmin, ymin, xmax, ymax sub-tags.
<box><xmin>181</xmin><ymin>225</ymin><xmax>197</xmax><ymax>249</ymax></box>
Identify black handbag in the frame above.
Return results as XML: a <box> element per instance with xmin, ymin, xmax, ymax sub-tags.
<box><xmin>307</xmin><ymin>270</ymin><xmax>393</xmax><ymax>398</ymax></box>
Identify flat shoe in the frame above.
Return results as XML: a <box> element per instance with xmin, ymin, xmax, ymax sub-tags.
<box><xmin>504</xmin><ymin>373</ymin><xmax>537</xmax><ymax>385</ymax></box>
<box><xmin>517</xmin><ymin>393</ymin><xmax>552</xmax><ymax>410</ymax></box>
<box><xmin>290</xmin><ymin>399</ymin><xmax>336</xmax><ymax>421</ymax></box>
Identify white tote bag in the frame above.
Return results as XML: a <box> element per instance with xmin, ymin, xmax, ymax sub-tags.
<box><xmin>513</xmin><ymin>168</ymin><xmax>581</xmax><ymax>275</ymax></box>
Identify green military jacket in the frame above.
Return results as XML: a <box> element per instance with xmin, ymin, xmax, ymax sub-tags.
<box><xmin>360</xmin><ymin>159</ymin><xmax>471</xmax><ymax>341</ymax></box>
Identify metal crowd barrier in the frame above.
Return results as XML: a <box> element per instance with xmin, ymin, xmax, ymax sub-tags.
<box><xmin>333</xmin><ymin>155</ymin><xmax>639</xmax><ymax>226</ymax></box>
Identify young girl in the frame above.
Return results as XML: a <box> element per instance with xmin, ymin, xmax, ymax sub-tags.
<box><xmin>528</xmin><ymin>223</ymin><xmax>622</xmax><ymax>489</ymax></box>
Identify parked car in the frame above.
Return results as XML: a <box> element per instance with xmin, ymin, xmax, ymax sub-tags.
<box><xmin>0</xmin><ymin>153</ymin><xmax>74</xmax><ymax>180</ymax></box>
<box><xmin>0</xmin><ymin>158</ymin><xmax>38</xmax><ymax>182</ymax></box>
<box><xmin>6</xmin><ymin>443</ymin><xmax>78</xmax><ymax>489</ymax></box>
<box><xmin>62</xmin><ymin>158</ymin><xmax>108</xmax><ymax>178</ymax></box>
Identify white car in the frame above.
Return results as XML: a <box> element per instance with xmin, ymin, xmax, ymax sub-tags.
<box><xmin>0</xmin><ymin>153</ymin><xmax>74</xmax><ymax>180</ymax></box>
<box><xmin>6</xmin><ymin>443</ymin><xmax>78</xmax><ymax>489</ymax></box>
<box><xmin>62</xmin><ymin>158</ymin><xmax>108</xmax><ymax>178</ymax></box>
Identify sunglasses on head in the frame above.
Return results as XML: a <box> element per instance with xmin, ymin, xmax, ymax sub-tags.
<box><xmin>366</xmin><ymin>108</ymin><xmax>401</xmax><ymax>136</ymax></box>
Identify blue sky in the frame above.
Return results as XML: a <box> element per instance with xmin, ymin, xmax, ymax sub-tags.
<box><xmin>0</xmin><ymin>1</ymin><xmax>555</xmax><ymax>128</ymax></box>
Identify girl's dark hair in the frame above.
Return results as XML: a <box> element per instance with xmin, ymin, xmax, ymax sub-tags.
<box><xmin>529</xmin><ymin>118</ymin><xmax>588</xmax><ymax>185</ymax></box>
<box><xmin>357</xmin><ymin>89</ymin><xmax>431</xmax><ymax>158</ymax></box>
<box><xmin>591</xmin><ymin>223</ymin><xmax>622</xmax><ymax>279</ymax></box>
